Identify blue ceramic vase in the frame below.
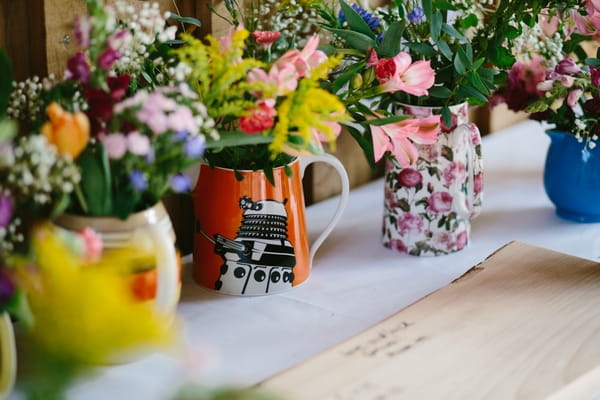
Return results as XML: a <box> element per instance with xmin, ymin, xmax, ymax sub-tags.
<box><xmin>544</xmin><ymin>131</ymin><xmax>600</xmax><ymax>222</ymax></box>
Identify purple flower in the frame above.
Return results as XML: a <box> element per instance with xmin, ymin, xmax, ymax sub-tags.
<box><xmin>338</xmin><ymin>4</ymin><xmax>381</xmax><ymax>32</ymax></box>
<box><xmin>0</xmin><ymin>269</ymin><xmax>15</xmax><ymax>305</ymax></box>
<box><xmin>171</xmin><ymin>130</ymin><xmax>190</xmax><ymax>142</ymax></box>
<box><xmin>145</xmin><ymin>150</ymin><xmax>155</xmax><ymax>164</ymax></box>
<box><xmin>65</xmin><ymin>51</ymin><xmax>91</xmax><ymax>84</ymax></box>
<box><xmin>126</xmin><ymin>131</ymin><xmax>151</xmax><ymax>156</ymax></box>
<box><xmin>98</xmin><ymin>48</ymin><xmax>120</xmax><ymax>71</ymax></box>
<box><xmin>184</xmin><ymin>136</ymin><xmax>206</xmax><ymax>158</ymax></box>
<box><xmin>0</xmin><ymin>195</ymin><xmax>13</xmax><ymax>228</ymax></box>
<box><xmin>129</xmin><ymin>170</ymin><xmax>148</xmax><ymax>192</ymax></box>
<box><xmin>591</xmin><ymin>66</ymin><xmax>600</xmax><ymax>87</ymax></box>
<box><xmin>170</xmin><ymin>173</ymin><xmax>192</xmax><ymax>193</ymax></box>
<box><xmin>555</xmin><ymin>59</ymin><xmax>580</xmax><ymax>76</ymax></box>
<box><xmin>407</xmin><ymin>7</ymin><xmax>425</xmax><ymax>24</ymax></box>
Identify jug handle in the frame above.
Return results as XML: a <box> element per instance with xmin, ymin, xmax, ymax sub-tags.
<box><xmin>299</xmin><ymin>154</ymin><xmax>350</xmax><ymax>267</ymax></box>
<box><xmin>134</xmin><ymin>217</ymin><xmax>179</xmax><ymax>314</ymax></box>
<box><xmin>451</xmin><ymin>123</ymin><xmax>483</xmax><ymax>220</ymax></box>
<box><xmin>0</xmin><ymin>312</ymin><xmax>16</xmax><ymax>399</ymax></box>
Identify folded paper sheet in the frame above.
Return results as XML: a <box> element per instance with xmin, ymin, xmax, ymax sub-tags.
<box><xmin>261</xmin><ymin>241</ymin><xmax>600</xmax><ymax>400</ymax></box>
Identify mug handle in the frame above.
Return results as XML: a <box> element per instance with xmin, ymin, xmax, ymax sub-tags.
<box><xmin>0</xmin><ymin>312</ymin><xmax>16</xmax><ymax>399</ymax></box>
<box><xmin>134</xmin><ymin>219</ymin><xmax>179</xmax><ymax>314</ymax></box>
<box><xmin>299</xmin><ymin>154</ymin><xmax>350</xmax><ymax>267</ymax></box>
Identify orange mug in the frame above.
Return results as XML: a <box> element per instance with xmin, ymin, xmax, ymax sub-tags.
<box><xmin>192</xmin><ymin>154</ymin><xmax>349</xmax><ymax>296</ymax></box>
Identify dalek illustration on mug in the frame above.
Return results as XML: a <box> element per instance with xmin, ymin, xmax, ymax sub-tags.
<box><xmin>197</xmin><ymin>196</ymin><xmax>296</xmax><ymax>295</ymax></box>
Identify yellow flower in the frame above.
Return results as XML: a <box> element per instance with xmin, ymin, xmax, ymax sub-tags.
<box><xmin>15</xmin><ymin>224</ymin><xmax>175</xmax><ymax>365</ymax></box>
<box><xmin>41</xmin><ymin>102</ymin><xmax>90</xmax><ymax>159</ymax></box>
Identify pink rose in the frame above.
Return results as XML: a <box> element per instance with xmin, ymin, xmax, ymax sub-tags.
<box><xmin>443</xmin><ymin>162</ymin><xmax>467</xmax><ymax>187</ymax></box>
<box><xmin>388</xmin><ymin>239</ymin><xmax>408</xmax><ymax>253</ymax></box>
<box><xmin>427</xmin><ymin>192</ymin><xmax>453</xmax><ymax>214</ymax></box>
<box><xmin>474</xmin><ymin>173</ymin><xmax>484</xmax><ymax>194</ymax></box>
<box><xmin>397</xmin><ymin>212</ymin><xmax>424</xmax><ymax>235</ymax></box>
<box><xmin>398</xmin><ymin>168</ymin><xmax>422</xmax><ymax>187</ymax></box>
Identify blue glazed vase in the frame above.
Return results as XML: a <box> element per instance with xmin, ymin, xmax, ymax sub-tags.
<box><xmin>544</xmin><ymin>131</ymin><xmax>600</xmax><ymax>222</ymax></box>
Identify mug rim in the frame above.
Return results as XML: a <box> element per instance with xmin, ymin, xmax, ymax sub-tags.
<box><xmin>200</xmin><ymin>157</ymin><xmax>300</xmax><ymax>173</ymax></box>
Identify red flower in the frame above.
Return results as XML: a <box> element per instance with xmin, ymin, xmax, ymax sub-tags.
<box><xmin>85</xmin><ymin>75</ymin><xmax>131</xmax><ymax>136</ymax></box>
<box><xmin>239</xmin><ymin>101</ymin><xmax>277</xmax><ymax>134</ymax></box>
<box><xmin>252</xmin><ymin>31</ymin><xmax>281</xmax><ymax>46</ymax></box>
<box><xmin>375</xmin><ymin>58</ymin><xmax>396</xmax><ymax>80</ymax></box>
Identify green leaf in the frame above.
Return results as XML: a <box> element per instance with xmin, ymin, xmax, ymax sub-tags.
<box><xmin>339</xmin><ymin>0</ymin><xmax>376</xmax><ymax>39</ymax></box>
<box><xmin>77</xmin><ymin>143</ymin><xmax>112</xmax><ymax>216</ymax></box>
<box><xmin>505</xmin><ymin>25</ymin><xmax>520</xmax><ymax>40</ymax></box>
<box><xmin>112</xmin><ymin>186</ymin><xmax>139</xmax><ymax>220</ymax></box>
<box><xmin>406</xmin><ymin>42</ymin><xmax>436</xmax><ymax>57</ymax></box>
<box><xmin>0</xmin><ymin>118</ymin><xmax>17</xmax><ymax>142</ymax></box>
<box><xmin>494</xmin><ymin>46</ymin><xmax>516</xmax><ymax>70</ymax></box>
<box><xmin>454</xmin><ymin>52</ymin><xmax>466</xmax><ymax>76</ymax></box>
<box><xmin>168</xmin><ymin>13</ymin><xmax>202</xmax><ymax>27</ymax></box>
<box><xmin>456</xmin><ymin>83</ymin><xmax>488</xmax><ymax>102</ymax></box>
<box><xmin>441</xmin><ymin>23</ymin><xmax>465</xmax><ymax>42</ymax></box>
<box><xmin>457</xmin><ymin>46</ymin><xmax>472</xmax><ymax>70</ymax></box>
<box><xmin>441</xmin><ymin>106</ymin><xmax>452</xmax><ymax>128</ymax></box>
<box><xmin>205</xmin><ymin>130</ymin><xmax>274</xmax><ymax>149</ymax></box>
<box><xmin>432</xmin><ymin>0</ymin><xmax>457</xmax><ymax>11</ymax></box>
<box><xmin>460</xmin><ymin>13</ymin><xmax>478</xmax><ymax>29</ymax></box>
<box><xmin>422</xmin><ymin>0</ymin><xmax>433</xmax><ymax>21</ymax></box>
<box><xmin>472</xmin><ymin>57</ymin><xmax>485</xmax><ymax>70</ymax></box>
<box><xmin>344</xmin><ymin>123</ymin><xmax>377</xmax><ymax>170</ymax></box>
<box><xmin>431</xmin><ymin>12</ymin><xmax>443</xmax><ymax>41</ymax></box>
<box><xmin>586</xmin><ymin>57</ymin><xmax>600</xmax><ymax>68</ymax></box>
<box><xmin>0</xmin><ymin>49</ymin><xmax>12</xmax><ymax>116</ymax></box>
<box><xmin>377</xmin><ymin>22</ymin><xmax>404</xmax><ymax>58</ymax></box>
<box><xmin>468</xmin><ymin>71</ymin><xmax>489</xmax><ymax>95</ymax></box>
<box><xmin>428</xmin><ymin>86</ymin><xmax>452</xmax><ymax>99</ymax></box>
<box><xmin>326</xmin><ymin>27</ymin><xmax>377</xmax><ymax>53</ymax></box>
<box><xmin>360</xmin><ymin>114</ymin><xmax>412</xmax><ymax>126</ymax></box>
<box><xmin>465</xmin><ymin>42</ymin><xmax>473</xmax><ymax>63</ymax></box>
<box><xmin>435</xmin><ymin>39</ymin><xmax>452</xmax><ymax>61</ymax></box>
<box><xmin>398</xmin><ymin>198</ymin><xmax>410</xmax><ymax>212</ymax></box>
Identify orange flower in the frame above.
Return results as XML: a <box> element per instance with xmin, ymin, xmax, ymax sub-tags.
<box><xmin>41</xmin><ymin>102</ymin><xmax>90</xmax><ymax>158</ymax></box>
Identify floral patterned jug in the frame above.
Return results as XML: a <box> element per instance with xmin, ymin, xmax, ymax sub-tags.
<box><xmin>383</xmin><ymin>103</ymin><xmax>483</xmax><ymax>256</ymax></box>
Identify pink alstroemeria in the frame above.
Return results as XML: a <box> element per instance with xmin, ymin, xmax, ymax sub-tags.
<box><xmin>374</xmin><ymin>52</ymin><xmax>435</xmax><ymax>96</ymax></box>
<box><xmin>248</xmin><ymin>63</ymin><xmax>298</xmax><ymax>96</ymax></box>
<box><xmin>252</xmin><ymin>30</ymin><xmax>281</xmax><ymax>46</ymax></box>
<box><xmin>275</xmin><ymin>35</ymin><xmax>327</xmax><ymax>78</ymax></box>
<box><xmin>371</xmin><ymin>114</ymin><xmax>441</xmax><ymax>167</ymax></box>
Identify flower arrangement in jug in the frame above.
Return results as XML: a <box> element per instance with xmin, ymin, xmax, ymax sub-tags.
<box><xmin>305</xmin><ymin>0</ymin><xmax>583</xmax><ymax>166</ymax></box>
<box><xmin>491</xmin><ymin>1</ymin><xmax>600</xmax><ymax>150</ymax></box>
<box><xmin>7</xmin><ymin>0</ymin><xmax>215</xmax><ymax>218</ymax></box>
<box><xmin>171</xmin><ymin>24</ymin><xmax>350</xmax><ymax>179</ymax></box>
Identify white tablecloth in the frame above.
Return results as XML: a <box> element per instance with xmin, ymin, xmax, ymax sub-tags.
<box><xmin>10</xmin><ymin>120</ymin><xmax>600</xmax><ymax>400</ymax></box>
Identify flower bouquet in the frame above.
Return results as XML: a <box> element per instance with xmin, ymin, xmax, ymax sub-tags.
<box><xmin>491</xmin><ymin>1</ymin><xmax>600</xmax><ymax>221</ymax></box>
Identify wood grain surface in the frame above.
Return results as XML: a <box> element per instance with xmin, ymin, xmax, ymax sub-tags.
<box><xmin>261</xmin><ymin>242</ymin><xmax>600</xmax><ymax>400</ymax></box>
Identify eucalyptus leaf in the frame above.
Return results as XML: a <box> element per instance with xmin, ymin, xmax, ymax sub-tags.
<box><xmin>406</xmin><ymin>42</ymin><xmax>436</xmax><ymax>57</ymax></box>
<box><xmin>428</xmin><ymin>86</ymin><xmax>452</xmax><ymax>99</ymax></box>
<box><xmin>435</xmin><ymin>39</ymin><xmax>452</xmax><ymax>61</ymax></box>
<box><xmin>168</xmin><ymin>13</ymin><xmax>202</xmax><ymax>27</ymax></box>
<box><xmin>453</xmin><ymin>52</ymin><xmax>466</xmax><ymax>76</ymax></box>
<box><xmin>326</xmin><ymin>27</ymin><xmax>377</xmax><ymax>53</ymax></box>
<box><xmin>339</xmin><ymin>0</ymin><xmax>376</xmax><ymax>39</ymax></box>
<box><xmin>441</xmin><ymin>106</ymin><xmax>452</xmax><ymax>128</ymax></box>
<box><xmin>431</xmin><ymin>12</ymin><xmax>443</xmax><ymax>41</ymax></box>
<box><xmin>377</xmin><ymin>21</ymin><xmax>404</xmax><ymax>58</ymax></box>
<box><xmin>441</xmin><ymin>23</ymin><xmax>466</xmax><ymax>41</ymax></box>
<box><xmin>344</xmin><ymin>123</ymin><xmax>377</xmax><ymax>170</ymax></box>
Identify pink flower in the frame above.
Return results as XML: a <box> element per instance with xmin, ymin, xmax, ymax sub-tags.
<box><xmin>539</xmin><ymin>10</ymin><xmax>559</xmax><ymax>36</ymax></box>
<box><xmin>470</xmin><ymin>124</ymin><xmax>481</xmax><ymax>146</ymax></box>
<box><xmin>107</xmin><ymin>30</ymin><xmax>131</xmax><ymax>50</ymax></box>
<box><xmin>252</xmin><ymin>30</ymin><xmax>281</xmax><ymax>46</ymax></box>
<box><xmin>591</xmin><ymin>66</ymin><xmax>600</xmax><ymax>87</ymax></box>
<box><xmin>456</xmin><ymin>231</ymin><xmax>468</xmax><ymax>250</ymax></box>
<box><xmin>80</xmin><ymin>227</ymin><xmax>103</xmax><ymax>263</ymax></box>
<box><xmin>376</xmin><ymin>52</ymin><xmax>435</xmax><ymax>96</ymax></box>
<box><xmin>474</xmin><ymin>173</ymin><xmax>484</xmax><ymax>194</ymax></box>
<box><xmin>102</xmin><ymin>133</ymin><xmax>127</xmax><ymax>159</ymax></box>
<box><xmin>567</xmin><ymin>88</ymin><xmax>583</xmax><ymax>107</ymax></box>
<box><xmin>388</xmin><ymin>239</ymin><xmax>408</xmax><ymax>253</ymax></box>
<box><xmin>398</xmin><ymin>168</ymin><xmax>422</xmax><ymax>187</ymax></box>
<box><xmin>397</xmin><ymin>212</ymin><xmax>424</xmax><ymax>235</ymax></box>
<box><xmin>275</xmin><ymin>35</ymin><xmax>327</xmax><ymax>78</ymax></box>
<box><xmin>371</xmin><ymin>114</ymin><xmax>441</xmax><ymax>167</ymax></box>
<box><xmin>127</xmin><ymin>131</ymin><xmax>151</xmax><ymax>156</ymax></box>
<box><xmin>74</xmin><ymin>16</ymin><xmax>91</xmax><ymax>48</ymax></box>
<box><xmin>168</xmin><ymin>106</ymin><xmax>198</xmax><ymax>134</ymax></box>
<box><xmin>98</xmin><ymin>48</ymin><xmax>120</xmax><ymax>71</ymax></box>
<box><xmin>248</xmin><ymin>64</ymin><xmax>298</xmax><ymax>96</ymax></box>
<box><xmin>239</xmin><ymin>100</ymin><xmax>277</xmax><ymax>134</ymax></box>
<box><xmin>427</xmin><ymin>191</ymin><xmax>453</xmax><ymax>214</ymax></box>
<box><xmin>443</xmin><ymin>161</ymin><xmax>467</xmax><ymax>187</ymax></box>
<box><xmin>555</xmin><ymin>58</ymin><xmax>581</xmax><ymax>76</ymax></box>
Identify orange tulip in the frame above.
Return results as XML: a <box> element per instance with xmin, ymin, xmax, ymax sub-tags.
<box><xmin>41</xmin><ymin>102</ymin><xmax>90</xmax><ymax>158</ymax></box>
